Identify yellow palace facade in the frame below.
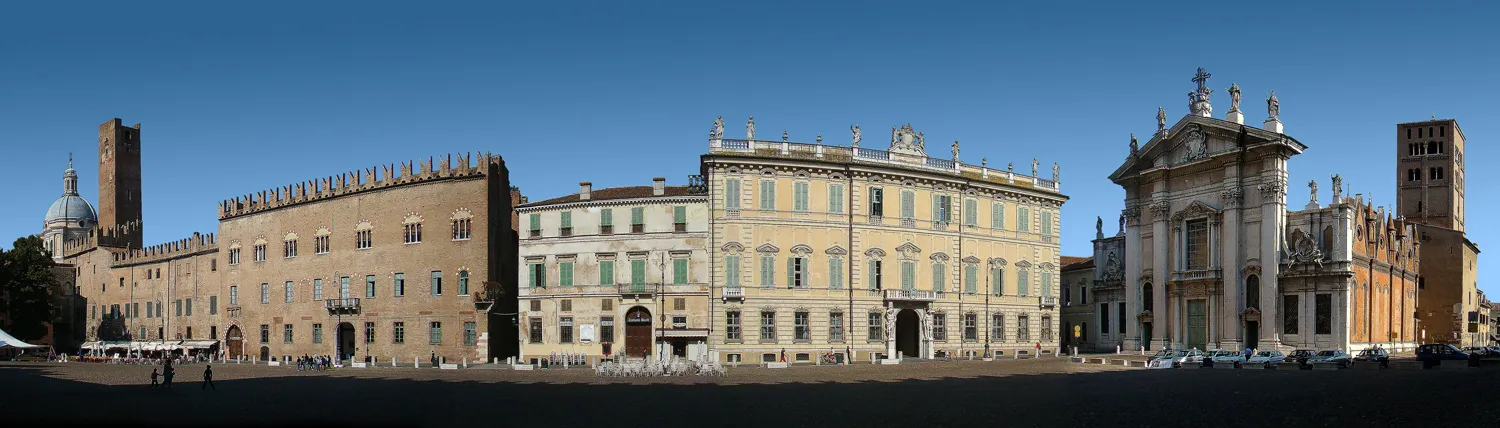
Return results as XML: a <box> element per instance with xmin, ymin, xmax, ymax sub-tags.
<box><xmin>703</xmin><ymin>120</ymin><xmax>1068</xmax><ymax>364</ymax></box>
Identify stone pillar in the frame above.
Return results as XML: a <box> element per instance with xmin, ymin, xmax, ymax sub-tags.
<box><xmin>1220</xmin><ymin>183</ymin><xmax>1244</xmax><ymax>350</ymax></box>
<box><xmin>1150</xmin><ymin>199</ymin><xmax>1171</xmax><ymax>350</ymax></box>
<box><xmin>1258</xmin><ymin>171</ymin><xmax>1287</xmax><ymax>350</ymax></box>
<box><xmin>1122</xmin><ymin>204</ymin><xmax>1144</xmax><ymax>351</ymax></box>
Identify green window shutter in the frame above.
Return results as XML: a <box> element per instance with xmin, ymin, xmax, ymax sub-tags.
<box><xmin>901</xmin><ymin>261</ymin><xmax>915</xmax><ymax>291</ymax></box>
<box><xmin>965</xmin><ymin>265</ymin><xmax>978</xmax><ymax>294</ymax></box>
<box><xmin>992</xmin><ymin>203</ymin><xmax>1004</xmax><ymax>229</ymax></box>
<box><xmin>631</xmin><ymin>207</ymin><xmax>644</xmax><ymax>225</ymax></box>
<box><xmin>674</xmin><ymin>206</ymin><xmax>686</xmax><ymax>224</ymax></box>
<box><xmin>932</xmin><ymin>263</ymin><xmax>945</xmax><ymax>292</ymax></box>
<box><xmin>786</xmin><ymin>257</ymin><xmax>795</xmax><ymax>288</ymax></box>
<box><xmin>561</xmin><ymin>212</ymin><xmax>572</xmax><ymax>228</ymax></box>
<box><xmin>1042</xmin><ymin>212</ymin><xmax>1052</xmax><ymax>236</ymax></box>
<box><xmin>1042</xmin><ymin>272</ymin><xmax>1053</xmax><ymax>297</ymax></box>
<box><xmin>631</xmin><ymin>259</ymin><xmax>645</xmax><ymax>288</ymax></box>
<box><xmin>725</xmin><ymin>179</ymin><xmax>740</xmax><ymax>210</ymax></box>
<box><xmin>793</xmin><ymin>182</ymin><xmax>807</xmax><ymax>212</ymax></box>
<box><xmin>601</xmin><ymin>209</ymin><xmax>612</xmax><ymax>226</ymax></box>
<box><xmin>1018</xmin><ymin>208</ymin><xmax>1030</xmax><ymax>232</ymax></box>
<box><xmin>901</xmin><ymin>191</ymin><xmax>914</xmax><ymax>218</ymax></box>
<box><xmin>726</xmin><ymin>256</ymin><xmax>739</xmax><ymax>287</ymax></box>
<box><xmin>1019</xmin><ymin>270</ymin><xmax>1030</xmax><ymax>296</ymax></box>
<box><xmin>529</xmin><ymin>214</ymin><xmax>540</xmax><ymax>230</ymax></box>
<box><xmin>931</xmin><ymin>195</ymin><xmax>940</xmax><ymax>222</ymax></box>
<box><xmin>829</xmin><ymin>258</ymin><xmax>842</xmax><ymax>290</ymax></box>
<box><xmin>673</xmin><ymin>258</ymin><xmax>688</xmax><ymax>285</ymax></box>
<box><xmin>828</xmin><ymin>184</ymin><xmax>843</xmax><ymax>213</ymax></box>
<box><xmin>600</xmin><ymin>261</ymin><xmax>614</xmax><ymax>286</ymax></box>
<box><xmin>760</xmin><ymin>181</ymin><xmax>775</xmax><ymax>210</ymax></box>
<box><xmin>868</xmin><ymin>261</ymin><xmax>877</xmax><ymax>289</ymax></box>
<box><xmin>993</xmin><ymin>269</ymin><xmax>1003</xmax><ymax>296</ymax></box>
<box><xmin>562</xmin><ymin>262</ymin><xmax>574</xmax><ymax>287</ymax></box>
<box><xmin>761</xmin><ymin>255</ymin><xmax>774</xmax><ymax>288</ymax></box>
<box><xmin>965</xmin><ymin>200</ymin><xmax>977</xmax><ymax>226</ymax></box>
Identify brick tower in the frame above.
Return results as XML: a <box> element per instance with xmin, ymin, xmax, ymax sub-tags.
<box><xmin>98</xmin><ymin>118</ymin><xmax>144</xmax><ymax>249</ymax></box>
<box><xmin>1396</xmin><ymin>119</ymin><xmax>1465</xmax><ymax>232</ymax></box>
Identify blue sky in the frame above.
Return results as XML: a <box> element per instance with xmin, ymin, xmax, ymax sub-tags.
<box><xmin>1</xmin><ymin>1</ymin><xmax>1494</xmax><ymax>293</ymax></box>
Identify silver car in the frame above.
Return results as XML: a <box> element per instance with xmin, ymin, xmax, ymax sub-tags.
<box><xmin>1246</xmin><ymin>350</ymin><xmax>1286</xmax><ymax>368</ymax></box>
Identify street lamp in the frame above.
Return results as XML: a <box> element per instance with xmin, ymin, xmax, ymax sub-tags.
<box><xmin>657</xmin><ymin>252</ymin><xmax>667</xmax><ymax>361</ymax></box>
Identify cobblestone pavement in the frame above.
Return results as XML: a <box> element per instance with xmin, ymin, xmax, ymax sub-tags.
<box><xmin>5</xmin><ymin>358</ymin><xmax>1498</xmax><ymax>427</ymax></box>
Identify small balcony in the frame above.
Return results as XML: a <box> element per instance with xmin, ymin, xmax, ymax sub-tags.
<box><xmin>1039</xmin><ymin>296</ymin><xmax>1058</xmax><ymax>309</ymax></box>
<box><xmin>618</xmin><ymin>284</ymin><xmax>654</xmax><ymax>298</ymax></box>
<box><xmin>723</xmin><ymin>287</ymin><xmax>745</xmax><ymax>301</ymax></box>
<box><xmin>473</xmin><ymin>282</ymin><xmax>503</xmax><ymax>311</ymax></box>
<box><xmin>1172</xmin><ymin>269</ymin><xmax>1222</xmax><ymax>282</ymax></box>
<box><xmin>324</xmin><ymin>298</ymin><xmax>361</xmax><ymax>315</ymax></box>
<box><xmin>884</xmin><ymin>289</ymin><xmax>937</xmax><ymax>302</ymax></box>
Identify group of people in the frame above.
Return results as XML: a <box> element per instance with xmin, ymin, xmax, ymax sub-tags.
<box><xmin>298</xmin><ymin>354</ymin><xmax>332</xmax><ymax>371</ymax></box>
<box><xmin>149</xmin><ymin>360</ymin><xmax>216</xmax><ymax>390</ymax></box>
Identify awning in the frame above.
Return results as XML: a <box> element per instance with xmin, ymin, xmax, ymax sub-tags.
<box><xmin>656</xmin><ymin>328</ymin><xmax>709</xmax><ymax>338</ymax></box>
<box><xmin>0</xmin><ymin>327</ymin><xmax>43</xmax><ymax>348</ymax></box>
<box><xmin>182</xmin><ymin>340</ymin><xmax>219</xmax><ymax>349</ymax></box>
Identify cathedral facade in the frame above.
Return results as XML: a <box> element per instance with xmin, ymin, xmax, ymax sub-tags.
<box><xmin>46</xmin><ymin>118</ymin><xmax>521</xmax><ymax>364</ymax></box>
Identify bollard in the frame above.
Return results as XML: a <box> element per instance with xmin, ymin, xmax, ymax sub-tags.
<box><xmin>393</xmin><ymin>357</ymin><xmax>398</xmax><ymax>368</ymax></box>
<box><xmin>1139</xmin><ymin>346</ymin><xmax>1145</xmax><ymax>356</ymax></box>
<box><xmin>493</xmin><ymin>357</ymin><xmax>499</xmax><ymax>365</ymax></box>
<box><xmin>414</xmin><ymin>356</ymin><xmax>419</xmax><ymax>368</ymax></box>
<box><xmin>1116</xmin><ymin>345</ymin><xmax>1122</xmax><ymax>355</ymax></box>
<box><xmin>1013</xmin><ymin>352</ymin><xmax>1019</xmax><ymax>360</ymax></box>
<box><xmin>463</xmin><ymin>357</ymin><xmax>468</xmax><ymax>369</ymax></box>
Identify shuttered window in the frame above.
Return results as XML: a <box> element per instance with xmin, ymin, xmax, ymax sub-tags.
<box><xmin>828</xmin><ymin>257</ymin><xmax>843</xmax><ymax>290</ymax></box>
<box><xmin>828</xmin><ymin>184</ymin><xmax>844</xmax><ymax>213</ymax></box>
<box><xmin>991</xmin><ymin>203</ymin><xmax>1005</xmax><ymax>230</ymax></box>
<box><xmin>759</xmin><ymin>180</ymin><xmax>776</xmax><ymax>210</ymax></box>
<box><xmin>965</xmin><ymin>264</ymin><xmax>978</xmax><ymax>294</ymax></box>
<box><xmin>901</xmin><ymin>261</ymin><xmax>915</xmax><ymax>291</ymax></box>
<box><xmin>725</xmin><ymin>179</ymin><xmax>740</xmax><ymax>210</ymax></box>
<box><xmin>932</xmin><ymin>262</ymin><xmax>946</xmax><ymax>292</ymax></box>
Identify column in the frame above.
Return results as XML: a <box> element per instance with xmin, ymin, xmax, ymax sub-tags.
<box><xmin>1122</xmin><ymin>204</ymin><xmax>1144</xmax><ymax>350</ymax></box>
<box><xmin>1151</xmin><ymin>199</ymin><xmax>1171</xmax><ymax>350</ymax></box>
<box><xmin>1258</xmin><ymin>168</ymin><xmax>1286</xmax><ymax>350</ymax></box>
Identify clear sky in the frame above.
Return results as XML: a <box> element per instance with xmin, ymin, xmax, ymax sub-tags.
<box><xmin>1</xmin><ymin>1</ymin><xmax>1494</xmax><ymax>293</ymax></box>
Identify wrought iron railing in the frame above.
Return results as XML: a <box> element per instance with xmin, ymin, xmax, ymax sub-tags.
<box><xmin>324</xmin><ymin>298</ymin><xmax>360</xmax><ymax>312</ymax></box>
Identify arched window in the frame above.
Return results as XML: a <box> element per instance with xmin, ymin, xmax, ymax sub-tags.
<box><xmin>1246</xmin><ymin>275</ymin><xmax>1260</xmax><ymax>310</ymax></box>
<box><xmin>1428</xmin><ymin>141</ymin><xmax>1439</xmax><ymax>154</ymax></box>
<box><xmin>1143</xmin><ymin>283</ymin><xmax>1154</xmax><ymax>312</ymax></box>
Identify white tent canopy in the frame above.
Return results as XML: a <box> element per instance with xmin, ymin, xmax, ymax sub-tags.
<box><xmin>0</xmin><ymin>327</ymin><xmax>44</xmax><ymax>349</ymax></box>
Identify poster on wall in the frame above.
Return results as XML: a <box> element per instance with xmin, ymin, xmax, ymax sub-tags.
<box><xmin>580</xmin><ymin>324</ymin><xmax>595</xmax><ymax>343</ymax></box>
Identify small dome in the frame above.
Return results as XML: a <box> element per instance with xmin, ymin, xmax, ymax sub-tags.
<box><xmin>45</xmin><ymin>194</ymin><xmax>97</xmax><ymax>225</ymax></box>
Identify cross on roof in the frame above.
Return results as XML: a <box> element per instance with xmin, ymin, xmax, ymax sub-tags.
<box><xmin>1192</xmin><ymin>67</ymin><xmax>1212</xmax><ymax>93</ymax></box>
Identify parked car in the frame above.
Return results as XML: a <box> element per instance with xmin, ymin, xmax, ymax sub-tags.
<box><xmin>1246</xmin><ymin>350</ymin><xmax>1286</xmax><ymax>368</ymax></box>
<box><xmin>1354</xmin><ymin>348</ymin><xmax>1390</xmax><ymax>362</ymax></box>
<box><xmin>1307</xmin><ymin>350</ymin><xmax>1354</xmax><ymax>368</ymax></box>
<box><xmin>1284</xmin><ymin>349</ymin><xmax>1315</xmax><ymax>363</ymax></box>
<box><xmin>1416</xmin><ymin>344</ymin><xmax>1470</xmax><ymax>362</ymax></box>
<box><xmin>1147</xmin><ymin>349</ymin><xmax>1205</xmax><ymax>369</ymax></box>
<box><xmin>1207</xmin><ymin>349</ymin><xmax>1246</xmax><ymax>367</ymax></box>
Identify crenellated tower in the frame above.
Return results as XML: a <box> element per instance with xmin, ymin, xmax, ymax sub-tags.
<box><xmin>98</xmin><ymin>118</ymin><xmax>144</xmax><ymax>249</ymax></box>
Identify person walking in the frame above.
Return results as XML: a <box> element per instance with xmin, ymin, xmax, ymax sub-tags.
<box><xmin>162</xmin><ymin>360</ymin><xmax>175</xmax><ymax>389</ymax></box>
<box><xmin>202</xmin><ymin>365</ymin><xmax>216</xmax><ymax>390</ymax></box>
<box><xmin>150</xmin><ymin>368</ymin><xmax>160</xmax><ymax>389</ymax></box>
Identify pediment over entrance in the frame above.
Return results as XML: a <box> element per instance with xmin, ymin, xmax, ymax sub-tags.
<box><xmin>1171</xmin><ymin>200</ymin><xmax>1222</xmax><ymax>222</ymax></box>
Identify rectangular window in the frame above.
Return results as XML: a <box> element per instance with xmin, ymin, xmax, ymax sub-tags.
<box><xmin>260</xmin><ymin>324</ymin><xmax>269</xmax><ymax>343</ymax></box>
<box><xmin>393</xmin><ymin>321</ymin><xmax>405</xmax><ymax>344</ymax></box>
<box><xmin>631</xmin><ymin>207</ymin><xmax>645</xmax><ymax>233</ymax></box>
<box><xmin>1315</xmin><ymin>293</ymin><xmax>1332</xmax><ymax>335</ymax></box>
<box><xmin>229</xmin><ymin>286</ymin><xmax>238</xmax><ymax>306</ymax></box>
<box><xmin>313</xmin><ymin>279</ymin><xmax>324</xmax><ymax>301</ymax></box>
<box><xmin>366</xmin><ymin>275</ymin><xmax>376</xmax><ymax>298</ymax></box>
<box><xmin>869</xmin><ymin>260</ymin><xmax>882</xmax><ymax>290</ymax></box>
<box><xmin>760</xmin><ymin>254</ymin><xmax>775</xmax><ymax>288</ymax></box>
<box><xmin>1018</xmin><ymin>207</ymin><xmax>1031</xmax><ymax>232</ymax></box>
<box><xmin>284</xmin><ymin>240</ymin><xmax>297</xmax><ymax>258</ymax></box>
<box><xmin>1118</xmin><ymin>302</ymin><xmax>1127</xmax><ymax>334</ymax></box>
<box><xmin>1100</xmin><ymin>303</ymin><xmax>1110</xmax><ymax>335</ymax></box>
<box><xmin>600</xmin><ymin>208</ymin><xmax>613</xmax><ymax>234</ymax></box>
<box><xmin>631</xmin><ymin>259</ymin><xmax>646</xmax><ymax>289</ymax></box>
<box><xmin>1018</xmin><ymin>270</ymin><xmax>1029</xmax><ymax>297</ymax></box>
<box><xmin>1042</xmin><ymin>211</ymin><xmax>1053</xmax><ymax>236</ymax></box>
<box><xmin>828</xmin><ymin>184</ymin><xmax>844</xmax><ymax>213</ymax></box>
<box><xmin>356</xmin><ymin>230</ymin><xmax>372</xmax><ymax>249</ymax></box>
<box><xmin>528</xmin><ymin>318</ymin><xmax>542</xmax><ymax>344</ymax></box>
<box><xmin>209</xmin><ymin>296</ymin><xmax>217</xmax><ymax>315</ymax></box>
<box><xmin>430</xmin><ymin>271</ymin><xmax>442</xmax><ymax>295</ymax></box>
<box><xmin>464</xmin><ymin>322</ymin><xmax>477</xmax><ymax>346</ymax></box>
<box><xmin>992</xmin><ymin>314</ymin><xmax>1005</xmax><ymax>341</ymax></box>
<box><xmin>725</xmin><ymin>311</ymin><xmax>742</xmax><ymax>341</ymax></box>
<box><xmin>560</xmin><ymin>262</ymin><xmax>574</xmax><ymax>287</ymax></box>
<box><xmin>991</xmin><ymin>202</ymin><xmax>1005</xmax><ymax>229</ymax></box>
<box><xmin>963</xmin><ymin>313</ymin><xmax>977</xmax><ymax>341</ymax></box>
<box><xmin>529</xmin><ymin>214</ymin><xmax>541</xmax><ymax>238</ymax></box>
<box><xmin>725</xmin><ymin>255</ymin><xmax>740</xmax><ymax>288</ymax></box>
<box><xmin>992</xmin><ymin>268</ymin><xmax>1004</xmax><ymax>296</ymax></box>
<box><xmin>1017</xmin><ymin>315</ymin><xmax>1030</xmax><ymax>342</ymax></box>
<box><xmin>673</xmin><ymin>258</ymin><xmax>688</xmax><ymax>285</ymax></box>
<box><xmin>285</xmin><ymin>281</ymin><xmax>294</xmax><ymax>303</ymax></box>
<box><xmin>429</xmin><ymin>321</ymin><xmax>442</xmax><ymax>345</ymax></box>
<box><xmin>869</xmin><ymin>187</ymin><xmax>884</xmax><ymax>217</ymax></box>
<box><xmin>932</xmin><ymin>262</ymin><xmax>946</xmax><ymax>292</ymax></box>
<box><xmin>759</xmin><ymin>180</ymin><xmax>776</xmax><ymax>210</ymax></box>
<box><xmin>760</xmin><ymin>311</ymin><xmax>776</xmax><ymax>341</ymax></box>
<box><xmin>868</xmin><ymin>312</ymin><xmax>883</xmax><ymax>341</ymax></box>
<box><xmin>529</xmin><ymin>263</ymin><xmax>545</xmax><ymax>288</ymax></box>
<box><xmin>900</xmin><ymin>190</ymin><xmax>915</xmax><ymax>219</ymax></box>
<box><xmin>901</xmin><ymin>261</ymin><xmax>915</xmax><ymax>291</ymax></box>
<box><xmin>794</xmin><ymin>311</ymin><xmax>810</xmax><ymax>341</ymax></box>
<box><xmin>1185</xmin><ymin>219</ymin><xmax>1209</xmax><ymax>270</ymax></box>
<box><xmin>229</xmin><ymin>248</ymin><xmax>241</xmax><ymax>265</ymax></box>
<box><xmin>185</xmin><ymin>298</ymin><xmax>192</xmax><ymax>317</ymax></box>
<box><xmin>260</xmin><ymin>283</ymin><xmax>269</xmax><ymax>304</ymax></box>
<box><xmin>964</xmin><ymin>264</ymin><xmax>977</xmax><ymax>294</ymax></box>
<box><xmin>254</xmin><ymin>244</ymin><xmax>266</xmax><ymax>262</ymax></box>
<box><xmin>315</xmin><ymin>235</ymin><xmax>330</xmax><ymax>254</ymax></box>
<box><xmin>965</xmin><ymin>199</ymin><xmax>977</xmax><ymax>226</ymax></box>
<box><xmin>793</xmin><ymin>181</ymin><xmax>809</xmax><ymax>212</ymax></box>
<box><xmin>1284</xmin><ymin>295</ymin><xmax>1300</xmax><ymax>335</ymax></box>
<box><xmin>932</xmin><ymin>313</ymin><xmax>947</xmax><ymax>341</ymax></box>
<box><xmin>829</xmin><ymin>257</ymin><xmax>843</xmax><ymax>290</ymax></box>
<box><xmin>1041</xmin><ymin>316</ymin><xmax>1053</xmax><ymax>341</ymax></box>
<box><xmin>602</xmin><ymin>299</ymin><xmax>614</xmax><ymax>311</ymax></box>
<box><xmin>673</xmin><ymin>206</ymin><xmax>687</xmax><ymax>232</ymax></box>
<box><xmin>340</xmin><ymin>276</ymin><xmax>351</xmax><ymax>299</ymax></box>
<box><xmin>283</xmin><ymin>324</ymin><xmax>293</xmax><ymax>344</ymax></box>
<box><xmin>560</xmin><ymin>211</ymin><xmax>573</xmax><ymax>237</ymax></box>
<box><xmin>725</xmin><ymin>179</ymin><xmax>741</xmax><ymax>210</ymax></box>
<box><xmin>599</xmin><ymin>317</ymin><xmax>614</xmax><ymax>343</ymax></box>
<box><xmin>790</xmin><ymin>257</ymin><xmax>806</xmax><ymax>288</ymax></box>
<box><xmin>1041</xmin><ymin>272</ymin><xmax>1053</xmax><ymax>299</ymax></box>
<box><xmin>395</xmin><ymin>273</ymin><xmax>405</xmax><ymax>296</ymax></box>
<box><xmin>933</xmin><ymin>194</ymin><xmax>951</xmax><ymax>223</ymax></box>
<box><xmin>364</xmin><ymin>322</ymin><xmax>374</xmax><ymax>344</ymax></box>
<box><xmin>558</xmin><ymin>318</ymin><xmax>573</xmax><ymax>344</ymax></box>
<box><xmin>829</xmin><ymin>312</ymin><xmax>845</xmax><ymax>342</ymax></box>
<box><xmin>600</xmin><ymin>260</ymin><xmax>615</xmax><ymax>286</ymax></box>
<box><xmin>313</xmin><ymin>323</ymin><xmax>323</xmax><ymax>344</ymax></box>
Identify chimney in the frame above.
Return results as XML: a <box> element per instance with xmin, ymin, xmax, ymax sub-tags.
<box><xmin>653</xmin><ymin>177</ymin><xmax>666</xmax><ymax>196</ymax></box>
<box><xmin>579</xmin><ymin>182</ymin><xmax>592</xmax><ymax>200</ymax></box>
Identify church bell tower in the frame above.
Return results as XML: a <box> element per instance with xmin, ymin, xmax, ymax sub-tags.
<box><xmin>98</xmin><ymin>118</ymin><xmax>144</xmax><ymax>249</ymax></box>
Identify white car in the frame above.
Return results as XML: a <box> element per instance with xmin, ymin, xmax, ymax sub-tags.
<box><xmin>1147</xmin><ymin>349</ymin><xmax>1206</xmax><ymax>369</ymax></box>
<box><xmin>1204</xmin><ymin>349</ymin><xmax>1247</xmax><ymax>367</ymax></box>
<box><xmin>1246</xmin><ymin>350</ymin><xmax>1286</xmax><ymax>368</ymax></box>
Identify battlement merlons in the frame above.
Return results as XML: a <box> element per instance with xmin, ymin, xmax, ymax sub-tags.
<box><xmin>218</xmin><ymin>152</ymin><xmax>503</xmax><ymax>219</ymax></box>
<box><xmin>61</xmin><ymin>220</ymin><xmax>143</xmax><ymax>257</ymax></box>
<box><xmin>111</xmin><ymin>232</ymin><xmax>218</xmax><ymax>266</ymax></box>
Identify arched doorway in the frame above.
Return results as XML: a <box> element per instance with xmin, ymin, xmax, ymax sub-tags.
<box><xmin>896</xmin><ymin>309</ymin><xmax>920</xmax><ymax>358</ymax></box>
<box><xmin>225</xmin><ymin>325</ymin><xmax>244</xmax><ymax>359</ymax></box>
<box><xmin>259</xmin><ymin>346</ymin><xmax>270</xmax><ymax>361</ymax></box>
<box><xmin>625</xmin><ymin>307</ymin><xmax>652</xmax><ymax>358</ymax></box>
<box><xmin>337</xmin><ymin>322</ymin><xmax>356</xmax><ymax>361</ymax></box>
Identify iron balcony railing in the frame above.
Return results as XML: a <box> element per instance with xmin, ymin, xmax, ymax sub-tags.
<box><xmin>324</xmin><ymin>298</ymin><xmax>361</xmax><ymax>313</ymax></box>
